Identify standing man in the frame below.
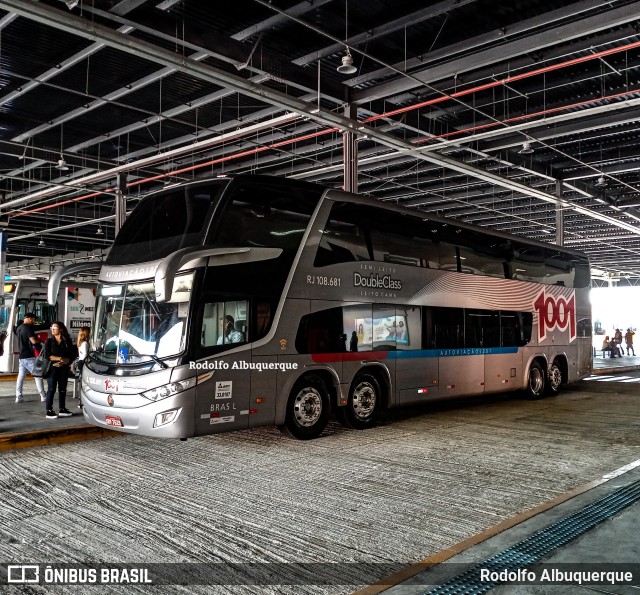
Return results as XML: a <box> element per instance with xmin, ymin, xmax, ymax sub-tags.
<box><xmin>625</xmin><ymin>328</ymin><xmax>635</xmax><ymax>356</ymax></box>
<box><xmin>15</xmin><ymin>312</ymin><xmax>46</xmax><ymax>403</ymax></box>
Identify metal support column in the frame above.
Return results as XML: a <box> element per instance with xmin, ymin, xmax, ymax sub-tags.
<box><xmin>114</xmin><ymin>172</ymin><xmax>127</xmax><ymax>236</ymax></box>
<box><xmin>555</xmin><ymin>179</ymin><xmax>564</xmax><ymax>246</ymax></box>
<box><xmin>342</xmin><ymin>104</ymin><xmax>358</xmax><ymax>193</ymax></box>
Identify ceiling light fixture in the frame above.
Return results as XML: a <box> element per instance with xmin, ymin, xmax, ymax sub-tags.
<box><xmin>595</xmin><ymin>175</ymin><xmax>608</xmax><ymax>188</ymax></box>
<box><xmin>38</xmin><ymin>237</ymin><xmax>45</xmax><ymax>247</ymax></box>
<box><xmin>96</xmin><ymin>225</ymin><xmax>104</xmax><ymax>236</ymax></box>
<box><xmin>65</xmin><ymin>0</ymin><xmax>79</xmax><ymax>9</ymax></box>
<box><xmin>518</xmin><ymin>141</ymin><xmax>534</xmax><ymax>155</ymax></box>
<box><xmin>55</xmin><ymin>154</ymin><xmax>69</xmax><ymax>171</ymax></box>
<box><xmin>337</xmin><ymin>49</ymin><xmax>357</xmax><ymax>75</ymax></box>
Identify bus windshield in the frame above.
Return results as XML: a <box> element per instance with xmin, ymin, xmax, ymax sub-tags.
<box><xmin>106</xmin><ymin>182</ymin><xmax>226</xmax><ymax>265</ymax></box>
<box><xmin>91</xmin><ymin>274</ymin><xmax>193</xmax><ymax>364</ymax></box>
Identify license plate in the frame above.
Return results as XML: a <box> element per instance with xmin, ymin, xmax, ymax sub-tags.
<box><xmin>105</xmin><ymin>415</ymin><xmax>123</xmax><ymax>427</ymax></box>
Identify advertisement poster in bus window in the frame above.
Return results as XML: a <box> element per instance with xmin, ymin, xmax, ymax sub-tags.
<box><xmin>353</xmin><ymin>315</ymin><xmax>409</xmax><ymax>348</ymax></box>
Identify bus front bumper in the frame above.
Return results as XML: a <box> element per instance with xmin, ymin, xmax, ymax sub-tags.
<box><xmin>82</xmin><ymin>391</ymin><xmax>195</xmax><ymax>439</ymax></box>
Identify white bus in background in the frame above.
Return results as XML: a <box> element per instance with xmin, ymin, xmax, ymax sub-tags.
<box><xmin>0</xmin><ymin>279</ymin><xmax>95</xmax><ymax>373</ymax></box>
<box><xmin>68</xmin><ymin>175</ymin><xmax>592</xmax><ymax>441</ymax></box>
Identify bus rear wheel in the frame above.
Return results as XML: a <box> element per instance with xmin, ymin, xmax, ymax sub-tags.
<box><xmin>526</xmin><ymin>361</ymin><xmax>546</xmax><ymax>400</ymax></box>
<box><xmin>280</xmin><ymin>375</ymin><xmax>330</xmax><ymax>440</ymax></box>
<box><xmin>545</xmin><ymin>360</ymin><xmax>563</xmax><ymax>396</ymax></box>
<box><xmin>337</xmin><ymin>373</ymin><xmax>382</xmax><ymax>429</ymax></box>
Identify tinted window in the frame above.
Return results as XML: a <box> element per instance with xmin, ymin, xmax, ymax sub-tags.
<box><xmin>545</xmin><ymin>249</ymin><xmax>574</xmax><ymax>286</ymax></box>
<box><xmin>296</xmin><ymin>307</ymin><xmax>345</xmax><ymax>354</ymax></box>
<box><xmin>466</xmin><ymin>310</ymin><xmax>500</xmax><ymax>348</ymax></box>
<box><xmin>315</xmin><ymin>212</ymin><xmax>369</xmax><ymax>266</ymax></box>
<box><xmin>501</xmin><ymin>311</ymin><xmax>532</xmax><ymax>346</ymax></box>
<box><xmin>107</xmin><ymin>184</ymin><xmax>221</xmax><ymax>265</ymax></box>
<box><xmin>431</xmin><ymin>307</ymin><xmax>464</xmax><ymax>349</ymax></box>
<box><xmin>297</xmin><ymin>304</ymin><xmax>422</xmax><ymax>353</ymax></box>
<box><xmin>315</xmin><ymin>202</ymin><xmax>588</xmax><ymax>288</ymax></box>
<box><xmin>369</xmin><ymin>218</ymin><xmax>438</xmax><ymax>268</ymax></box>
<box><xmin>573</xmin><ymin>258</ymin><xmax>591</xmax><ymax>288</ymax></box>
<box><xmin>213</xmin><ymin>181</ymin><xmax>319</xmax><ymax>251</ymax></box>
<box><xmin>459</xmin><ymin>235</ymin><xmax>511</xmax><ymax>278</ymax></box>
<box><xmin>577</xmin><ymin>317</ymin><xmax>592</xmax><ymax>338</ymax></box>
<box><xmin>511</xmin><ymin>244</ymin><xmax>545</xmax><ymax>283</ymax></box>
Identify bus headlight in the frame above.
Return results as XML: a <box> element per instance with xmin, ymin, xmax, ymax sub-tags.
<box><xmin>142</xmin><ymin>377</ymin><xmax>195</xmax><ymax>401</ymax></box>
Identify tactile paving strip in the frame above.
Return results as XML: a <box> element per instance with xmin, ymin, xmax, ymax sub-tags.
<box><xmin>424</xmin><ymin>478</ymin><xmax>640</xmax><ymax>594</ymax></box>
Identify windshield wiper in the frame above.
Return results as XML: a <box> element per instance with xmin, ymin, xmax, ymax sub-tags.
<box><xmin>146</xmin><ymin>354</ymin><xmax>168</xmax><ymax>369</ymax></box>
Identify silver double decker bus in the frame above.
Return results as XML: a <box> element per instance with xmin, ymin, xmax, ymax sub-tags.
<box><xmin>69</xmin><ymin>175</ymin><xmax>591</xmax><ymax>440</ymax></box>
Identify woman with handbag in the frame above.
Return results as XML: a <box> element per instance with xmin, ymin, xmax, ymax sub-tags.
<box><xmin>74</xmin><ymin>326</ymin><xmax>90</xmax><ymax>406</ymax></box>
<box><xmin>43</xmin><ymin>321</ymin><xmax>76</xmax><ymax>419</ymax></box>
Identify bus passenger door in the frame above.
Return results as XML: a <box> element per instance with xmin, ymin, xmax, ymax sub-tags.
<box><xmin>194</xmin><ymin>351</ymin><xmax>252</xmax><ymax>434</ymax></box>
<box><xmin>194</xmin><ymin>299</ymin><xmax>251</xmax><ymax>435</ymax></box>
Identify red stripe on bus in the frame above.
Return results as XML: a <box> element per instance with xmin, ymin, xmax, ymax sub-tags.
<box><xmin>311</xmin><ymin>352</ymin><xmax>390</xmax><ymax>363</ymax></box>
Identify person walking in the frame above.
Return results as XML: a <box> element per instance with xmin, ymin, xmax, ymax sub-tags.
<box><xmin>15</xmin><ymin>312</ymin><xmax>46</xmax><ymax>403</ymax></box>
<box><xmin>625</xmin><ymin>328</ymin><xmax>635</xmax><ymax>356</ymax></box>
<box><xmin>43</xmin><ymin>321</ymin><xmax>76</xmax><ymax>419</ymax></box>
<box><xmin>614</xmin><ymin>328</ymin><xmax>625</xmax><ymax>355</ymax></box>
<box><xmin>74</xmin><ymin>326</ymin><xmax>90</xmax><ymax>406</ymax></box>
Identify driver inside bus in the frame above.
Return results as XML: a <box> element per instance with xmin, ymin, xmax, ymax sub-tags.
<box><xmin>216</xmin><ymin>315</ymin><xmax>246</xmax><ymax>345</ymax></box>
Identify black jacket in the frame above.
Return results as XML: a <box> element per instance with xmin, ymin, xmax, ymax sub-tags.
<box><xmin>43</xmin><ymin>335</ymin><xmax>77</xmax><ymax>370</ymax></box>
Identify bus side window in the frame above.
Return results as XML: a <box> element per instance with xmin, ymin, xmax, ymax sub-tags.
<box><xmin>432</xmin><ymin>307</ymin><xmax>463</xmax><ymax>348</ymax></box>
<box><xmin>254</xmin><ymin>301</ymin><xmax>272</xmax><ymax>341</ymax></box>
<box><xmin>295</xmin><ymin>308</ymin><xmax>344</xmax><ymax>353</ymax></box>
<box><xmin>200</xmin><ymin>300</ymin><xmax>248</xmax><ymax>348</ymax></box>
<box><xmin>201</xmin><ymin>303</ymin><xmax>218</xmax><ymax>347</ymax></box>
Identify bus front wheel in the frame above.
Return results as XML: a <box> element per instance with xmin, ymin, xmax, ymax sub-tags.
<box><xmin>337</xmin><ymin>373</ymin><xmax>382</xmax><ymax>429</ymax></box>
<box><xmin>280</xmin><ymin>375</ymin><xmax>330</xmax><ymax>440</ymax></box>
<box><xmin>526</xmin><ymin>361</ymin><xmax>546</xmax><ymax>400</ymax></box>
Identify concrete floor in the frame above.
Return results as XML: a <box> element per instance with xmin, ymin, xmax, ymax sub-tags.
<box><xmin>0</xmin><ymin>359</ymin><xmax>639</xmax><ymax>593</ymax></box>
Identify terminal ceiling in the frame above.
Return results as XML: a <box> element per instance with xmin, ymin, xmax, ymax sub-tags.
<box><xmin>1</xmin><ymin>0</ymin><xmax>640</xmax><ymax>285</ymax></box>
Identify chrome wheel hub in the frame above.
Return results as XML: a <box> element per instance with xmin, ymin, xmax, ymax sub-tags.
<box><xmin>352</xmin><ymin>382</ymin><xmax>376</xmax><ymax>420</ymax></box>
<box><xmin>293</xmin><ymin>387</ymin><xmax>322</xmax><ymax>427</ymax></box>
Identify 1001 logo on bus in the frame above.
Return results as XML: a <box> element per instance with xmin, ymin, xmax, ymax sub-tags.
<box><xmin>533</xmin><ymin>290</ymin><xmax>576</xmax><ymax>342</ymax></box>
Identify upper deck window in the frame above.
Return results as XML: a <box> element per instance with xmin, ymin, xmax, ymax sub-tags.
<box><xmin>209</xmin><ymin>180</ymin><xmax>320</xmax><ymax>251</ymax></box>
<box><xmin>315</xmin><ymin>201</ymin><xmax>589</xmax><ymax>288</ymax></box>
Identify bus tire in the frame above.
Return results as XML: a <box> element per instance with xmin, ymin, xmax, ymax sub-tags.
<box><xmin>545</xmin><ymin>360</ymin><xmax>563</xmax><ymax>396</ymax></box>
<box><xmin>337</xmin><ymin>372</ymin><xmax>382</xmax><ymax>429</ymax></box>
<box><xmin>280</xmin><ymin>375</ymin><xmax>330</xmax><ymax>440</ymax></box>
<box><xmin>525</xmin><ymin>360</ymin><xmax>546</xmax><ymax>400</ymax></box>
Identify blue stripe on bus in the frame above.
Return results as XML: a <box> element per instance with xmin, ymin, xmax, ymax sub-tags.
<box><xmin>393</xmin><ymin>346</ymin><xmax>519</xmax><ymax>358</ymax></box>
<box><xmin>311</xmin><ymin>346</ymin><xmax>520</xmax><ymax>363</ymax></box>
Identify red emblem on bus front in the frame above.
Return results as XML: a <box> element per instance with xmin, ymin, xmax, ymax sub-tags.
<box><xmin>105</xmin><ymin>379</ymin><xmax>119</xmax><ymax>392</ymax></box>
<box><xmin>533</xmin><ymin>290</ymin><xmax>576</xmax><ymax>342</ymax></box>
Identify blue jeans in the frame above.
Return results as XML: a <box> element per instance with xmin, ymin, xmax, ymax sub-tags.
<box><xmin>46</xmin><ymin>366</ymin><xmax>69</xmax><ymax>411</ymax></box>
<box><xmin>16</xmin><ymin>357</ymin><xmax>45</xmax><ymax>399</ymax></box>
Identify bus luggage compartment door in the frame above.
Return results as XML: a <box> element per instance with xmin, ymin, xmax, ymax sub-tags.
<box><xmin>396</xmin><ymin>350</ymin><xmax>438</xmax><ymax>406</ymax></box>
<box><xmin>484</xmin><ymin>350</ymin><xmax>522</xmax><ymax>394</ymax></box>
<box><xmin>439</xmin><ymin>354</ymin><xmax>485</xmax><ymax>397</ymax></box>
<box><xmin>195</xmin><ymin>353</ymin><xmax>251</xmax><ymax>435</ymax></box>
